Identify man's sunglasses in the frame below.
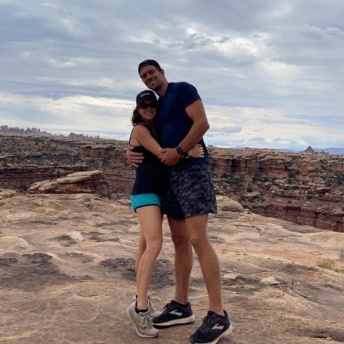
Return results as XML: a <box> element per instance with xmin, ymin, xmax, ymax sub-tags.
<box><xmin>138</xmin><ymin>102</ymin><xmax>158</xmax><ymax>109</ymax></box>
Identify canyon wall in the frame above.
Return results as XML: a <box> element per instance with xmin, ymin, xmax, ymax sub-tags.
<box><xmin>1</xmin><ymin>133</ymin><xmax>343</xmax><ymax>231</ymax></box>
<box><xmin>209</xmin><ymin>147</ymin><xmax>344</xmax><ymax>232</ymax></box>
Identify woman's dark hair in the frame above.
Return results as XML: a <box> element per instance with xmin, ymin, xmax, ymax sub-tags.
<box><xmin>131</xmin><ymin>108</ymin><xmax>143</xmax><ymax>126</ymax></box>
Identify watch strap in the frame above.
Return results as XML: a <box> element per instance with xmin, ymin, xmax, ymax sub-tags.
<box><xmin>176</xmin><ymin>146</ymin><xmax>188</xmax><ymax>157</ymax></box>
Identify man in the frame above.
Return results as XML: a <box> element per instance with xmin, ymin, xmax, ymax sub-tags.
<box><xmin>128</xmin><ymin>59</ymin><xmax>233</xmax><ymax>344</ymax></box>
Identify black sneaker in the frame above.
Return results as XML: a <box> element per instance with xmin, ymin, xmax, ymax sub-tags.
<box><xmin>153</xmin><ymin>300</ymin><xmax>195</xmax><ymax>327</ymax></box>
<box><xmin>189</xmin><ymin>310</ymin><xmax>233</xmax><ymax>344</ymax></box>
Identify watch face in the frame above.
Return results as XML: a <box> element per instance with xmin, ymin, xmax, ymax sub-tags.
<box><xmin>176</xmin><ymin>146</ymin><xmax>185</xmax><ymax>155</ymax></box>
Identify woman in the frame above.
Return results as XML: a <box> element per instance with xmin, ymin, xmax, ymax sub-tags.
<box><xmin>126</xmin><ymin>90</ymin><xmax>203</xmax><ymax>338</ymax></box>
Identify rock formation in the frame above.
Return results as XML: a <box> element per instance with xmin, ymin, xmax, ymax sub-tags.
<box><xmin>304</xmin><ymin>145</ymin><xmax>315</xmax><ymax>153</ymax></box>
<box><xmin>1</xmin><ymin>193</ymin><xmax>344</xmax><ymax>343</ymax></box>
<box><xmin>28</xmin><ymin>170</ymin><xmax>110</xmax><ymax>198</ymax></box>
<box><xmin>209</xmin><ymin>147</ymin><xmax>344</xmax><ymax>232</ymax></box>
<box><xmin>1</xmin><ymin>133</ymin><xmax>344</xmax><ymax>232</ymax></box>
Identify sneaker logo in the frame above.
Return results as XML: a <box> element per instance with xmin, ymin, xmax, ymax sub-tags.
<box><xmin>170</xmin><ymin>310</ymin><xmax>183</xmax><ymax>317</ymax></box>
<box><xmin>212</xmin><ymin>323</ymin><xmax>224</xmax><ymax>330</ymax></box>
<box><xmin>135</xmin><ymin>319</ymin><xmax>145</xmax><ymax>329</ymax></box>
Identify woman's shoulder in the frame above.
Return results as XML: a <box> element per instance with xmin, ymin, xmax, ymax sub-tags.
<box><xmin>132</xmin><ymin>123</ymin><xmax>150</xmax><ymax>132</ymax></box>
<box><xmin>130</xmin><ymin>124</ymin><xmax>153</xmax><ymax>146</ymax></box>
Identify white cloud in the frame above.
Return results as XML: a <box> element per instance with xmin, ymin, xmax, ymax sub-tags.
<box><xmin>0</xmin><ymin>92</ymin><xmax>133</xmax><ymax>136</ymax></box>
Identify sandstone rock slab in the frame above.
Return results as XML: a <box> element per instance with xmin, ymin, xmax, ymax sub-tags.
<box><xmin>0</xmin><ymin>194</ymin><xmax>344</xmax><ymax>343</ymax></box>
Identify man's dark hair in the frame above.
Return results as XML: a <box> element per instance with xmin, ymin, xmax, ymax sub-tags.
<box><xmin>138</xmin><ymin>59</ymin><xmax>161</xmax><ymax>74</ymax></box>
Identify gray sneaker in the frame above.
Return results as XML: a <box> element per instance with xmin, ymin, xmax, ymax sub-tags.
<box><xmin>148</xmin><ymin>295</ymin><xmax>162</xmax><ymax>318</ymax></box>
<box><xmin>132</xmin><ymin>295</ymin><xmax>161</xmax><ymax>318</ymax></box>
<box><xmin>126</xmin><ymin>302</ymin><xmax>159</xmax><ymax>338</ymax></box>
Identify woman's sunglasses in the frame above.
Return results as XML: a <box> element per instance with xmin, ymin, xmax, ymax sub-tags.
<box><xmin>138</xmin><ymin>102</ymin><xmax>158</xmax><ymax>109</ymax></box>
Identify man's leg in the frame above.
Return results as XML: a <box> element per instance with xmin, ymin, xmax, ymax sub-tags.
<box><xmin>152</xmin><ymin>216</ymin><xmax>195</xmax><ymax>327</ymax></box>
<box><xmin>167</xmin><ymin>216</ymin><xmax>192</xmax><ymax>304</ymax></box>
<box><xmin>185</xmin><ymin>213</ymin><xmax>223</xmax><ymax>315</ymax></box>
<box><xmin>186</xmin><ymin>213</ymin><xmax>233</xmax><ymax>344</ymax></box>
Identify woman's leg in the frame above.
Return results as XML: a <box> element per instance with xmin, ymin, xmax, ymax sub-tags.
<box><xmin>136</xmin><ymin>205</ymin><xmax>163</xmax><ymax>310</ymax></box>
<box><xmin>135</xmin><ymin>232</ymin><xmax>146</xmax><ymax>278</ymax></box>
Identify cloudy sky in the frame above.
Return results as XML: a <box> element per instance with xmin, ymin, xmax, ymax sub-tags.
<box><xmin>1</xmin><ymin>0</ymin><xmax>343</xmax><ymax>151</ymax></box>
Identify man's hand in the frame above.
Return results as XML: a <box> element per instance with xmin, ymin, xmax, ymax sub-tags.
<box><xmin>160</xmin><ymin>148</ymin><xmax>182</xmax><ymax>166</ymax></box>
<box><xmin>126</xmin><ymin>146</ymin><xmax>143</xmax><ymax>167</ymax></box>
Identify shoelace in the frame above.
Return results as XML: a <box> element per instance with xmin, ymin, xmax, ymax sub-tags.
<box><xmin>139</xmin><ymin>314</ymin><xmax>153</xmax><ymax>329</ymax></box>
<box><xmin>163</xmin><ymin>302</ymin><xmax>172</xmax><ymax>310</ymax></box>
<box><xmin>199</xmin><ymin>314</ymin><xmax>217</xmax><ymax>333</ymax></box>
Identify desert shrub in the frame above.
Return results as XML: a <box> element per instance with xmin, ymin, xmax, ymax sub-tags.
<box><xmin>288</xmin><ymin>172</ymin><xmax>297</xmax><ymax>179</ymax></box>
<box><xmin>239</xmin><ymin>195</ymin><xmax>247</xmax><ymax>202</ymax></box>
<box><xmin>103</xmin><ymin>156</ymin><xmax>110</xmax><ymax>165</ymax></box>
<box><xmin>306</xmin><ymin>192</ymin><xmax>313</xmax><ymax>200</ymax></box>
<box><xmin>317</xmin><ymin>259</ymin><xmax>335</xmax><ymax>270</ymax></box>
<box><xmin>334</xmin><ymin>172</ymin><xmax>344</xmax><ymax>185</ymax></box>
<box><xmin>246</xmin><ymin>184</ymin><xmax>253</xmax><ymax>192</ymax></box>
<box><xmin>252</xmin><ymin>173</ymin><xmax>269</xmax><ymax>183</ymax></box>
<box><xmin>317</xmin><ymin>259</ymin><xmax>344</xmax><ymax>273</ymax></box>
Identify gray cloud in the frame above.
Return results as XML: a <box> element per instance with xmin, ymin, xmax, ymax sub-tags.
<box><xmin>1</xmin><ymin>0</ymin><xmax>343</xmax><ymax>150</ymax></box>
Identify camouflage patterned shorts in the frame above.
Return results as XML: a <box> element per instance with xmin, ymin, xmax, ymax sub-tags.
<box><xmin>162</xmin><ymin>163</ymin><xmax>217</xmax><ymax>219</ymax></box>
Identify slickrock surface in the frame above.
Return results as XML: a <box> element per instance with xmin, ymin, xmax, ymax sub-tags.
<box><xmin>1</xmin><ymin>193</ymin><xmax>344</xmax><ymax>344</ymax></box>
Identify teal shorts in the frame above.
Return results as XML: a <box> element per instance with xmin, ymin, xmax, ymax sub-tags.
<box><xmin>131</xmin><ymin>193</ymin><xmax>162</xmax><ymax>212</ymax></box>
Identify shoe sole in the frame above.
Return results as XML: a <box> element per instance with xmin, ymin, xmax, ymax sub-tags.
<box><xmin>153</xmin><ymin>314</ymin><xmax>196</xmax><ymax>327</ymax></box>
<box><xmin>126</xmin><ymin>306</ymin><xmax>159</xmax><ymax>338</ymax></box>
<box><xmin>191</xmin><ymin>323</ymin><xmax>233</xmax><ymax>344</ymax></box>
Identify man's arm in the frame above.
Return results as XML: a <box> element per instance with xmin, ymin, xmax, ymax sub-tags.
<box><xmin>161</xmin><ymin>99</ymin><xmax>209</xmax><ymax>166</ymax></box>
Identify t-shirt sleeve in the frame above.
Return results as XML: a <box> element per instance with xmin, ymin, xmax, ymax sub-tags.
<box><xmin>177</xmin><ymin>82</ymin><xmax>202</xmax><ymax>109</ymax></box>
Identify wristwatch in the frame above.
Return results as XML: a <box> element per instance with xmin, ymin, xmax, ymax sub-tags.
<box><xmin>176</xmin><ymin>146</ymin><xmax>188</xmax><ymax>157</ymax></box>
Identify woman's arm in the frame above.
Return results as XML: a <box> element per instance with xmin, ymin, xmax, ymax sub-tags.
<box><xmin>132</xmin><ymin>125</ymin><xmax>205</xmax><ymax>161</ymax></box>
<box><xmin>131</xmin><ymin>125</ymin><xmax>164</xmax><ymax>159</ymax></box>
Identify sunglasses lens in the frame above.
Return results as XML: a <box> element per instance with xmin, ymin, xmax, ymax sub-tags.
<box><xmin>139</xmin><ymin>103</ymin><xmax>158</xmax><ymax>109</ymax></box>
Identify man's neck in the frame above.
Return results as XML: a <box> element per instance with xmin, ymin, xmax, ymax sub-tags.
<box><xmin>155</xmin><ymin>80</ymin><xmax>169</xmax><ymax>98</ymax></box>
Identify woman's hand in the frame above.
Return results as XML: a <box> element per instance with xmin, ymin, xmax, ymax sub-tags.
<box><xmin>188</xmin><ymin>144</ymin><xmax>204</xmax><ymax>158</ymax></box>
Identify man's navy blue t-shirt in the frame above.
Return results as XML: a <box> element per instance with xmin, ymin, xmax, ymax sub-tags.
<box><xmin>155</xmin><ymin>82</ymin><xmax>209</xmax><ymax>170</ymax></box>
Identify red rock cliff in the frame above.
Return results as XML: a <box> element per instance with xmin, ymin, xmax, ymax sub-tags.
<box><xmin>1</xmin><ymin>134</ymin><xmax>343</xmax><ymax>232</ymax></box>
